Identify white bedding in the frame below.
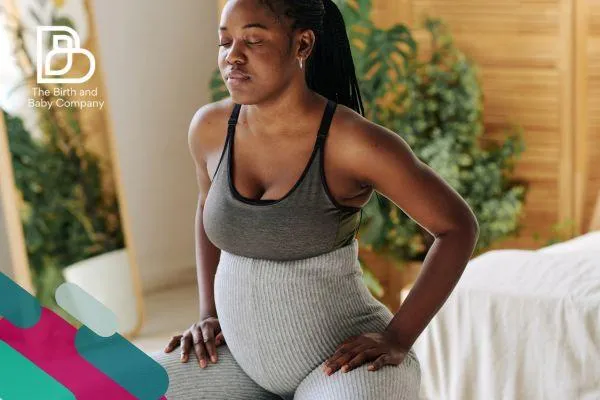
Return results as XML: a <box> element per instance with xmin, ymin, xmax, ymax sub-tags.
<box><xmin>413</xmin><ymin>232</ymin><xmax>600</xmax><ymax>400</ymax></box>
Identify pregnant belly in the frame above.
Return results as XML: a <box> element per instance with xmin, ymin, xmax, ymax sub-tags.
<box><xmin>213</xmin><ymin>244</ymin><xmax>394</xmax><ymax>397</ymax></box>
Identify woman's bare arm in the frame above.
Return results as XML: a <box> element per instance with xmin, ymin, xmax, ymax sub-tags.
<box><xmin>187</xmin><ymin>104</ymin><xmax>224</xmax><ymax>320</ymax></box>
<box><xmin>341</xmin><ymin>114</ymin><xmax>480</xmax><ymax>348</ymax></box>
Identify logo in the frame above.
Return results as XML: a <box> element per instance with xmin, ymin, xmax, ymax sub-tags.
<box><xmin>36</xmin><ymin>25</ymin><xmax>95</xmax><ymax>84</ymax></box>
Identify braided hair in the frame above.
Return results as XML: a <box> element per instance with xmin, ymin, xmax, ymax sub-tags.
<box><xmin>258</xmin><ymin>0</ymin><xmax>365</xmax><ymax>117</ymax></box>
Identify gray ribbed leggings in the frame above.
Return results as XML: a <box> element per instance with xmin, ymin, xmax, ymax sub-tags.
<box><xmin>150</xmin><ymin>239</ymin><xmax>421</xmax><ymax>399</ymax></box>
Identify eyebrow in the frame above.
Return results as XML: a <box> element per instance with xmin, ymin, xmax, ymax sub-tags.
<box><xmin>219</xmin><ymin>22</ymin><xmax>269</xmax><ymax>31</ymax></box>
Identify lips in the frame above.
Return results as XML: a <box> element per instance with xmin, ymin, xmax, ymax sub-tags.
<box><xmin>227</xmin><ymin>71</ymin><xmax>250</xmax><ymax>79</ymax></box>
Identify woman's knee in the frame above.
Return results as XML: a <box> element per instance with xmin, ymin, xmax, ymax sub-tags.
<box><xmin>149</xmin><ymin>345</ymin><xmax>281</xmax><ymax>400</ymax></box>
<box><xmin>294</xmin><ymin>355</ymin><xmax>421</xmax><ymax>400</ymax></box>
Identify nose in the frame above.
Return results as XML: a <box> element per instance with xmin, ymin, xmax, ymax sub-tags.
<box><xmin>225</xmin><ymin>40</ymin><xmax>246</xmax><ymax>65</ymax></box>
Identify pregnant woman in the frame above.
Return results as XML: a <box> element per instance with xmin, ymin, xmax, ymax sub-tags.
<box><xmin>151</xmin><ymin>0</ymin><xmax>479</xmax><ymax>399</ymax></box>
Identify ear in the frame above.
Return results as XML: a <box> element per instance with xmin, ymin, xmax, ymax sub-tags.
<box><xmin>294</xmin><ymin>28</ymin><xmax>316</xmax><ymax>59</ymax></box>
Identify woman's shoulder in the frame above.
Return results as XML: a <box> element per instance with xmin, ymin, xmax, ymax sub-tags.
<box><xmin>327</xmin><ymin>102</ymin><xmax>382</xmax><ymax>158</ymax></box>
<box><xmin>327</xmin><ymin>102</ymin><xmax>416</xmax><ymax>187</ymax></box>
<box><xmin>189</xmin><ymin>97</ymin><xmax>236</xmax><ymax>134</ymax></box>
<box><xmin>330</xmin><ymin>102</ymin><xmax>407</xmax><ymax>150</ymax></box>
<box><xmin>188</xmin><ymin>97</ymin><xmax>236</xmax><ymax>163</ymax></box>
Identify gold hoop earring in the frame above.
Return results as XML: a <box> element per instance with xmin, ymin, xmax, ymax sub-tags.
<box><xmin>299</xmin><ymin>57</ymin><xmax>303</xmax><ymax>69</ymax></box>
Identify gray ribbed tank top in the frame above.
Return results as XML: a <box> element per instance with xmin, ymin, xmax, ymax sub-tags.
<box><xmin>203</xmin><ymin>99</ymin><xmax>363</xmax><ymax>261</ymax></box>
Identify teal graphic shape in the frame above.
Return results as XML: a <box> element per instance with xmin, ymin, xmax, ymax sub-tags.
<box><xmin>0</xmin><ymin>340</ymin><xmax>76</xmax><ymax>400</ymax></box>
<box><xmin>55</xmin><ymin>282</ymin><xmax>118</xmax><ymax>337</ymax></box>
<box><xmin>75</xmin><ymin>325</ymin><xmax>169</xmax><ymax>400</ymax></box>
<box><xmin>0</xmin><ymin>272</ymin><xmax>41</xmax><ymax>328</ymax></box>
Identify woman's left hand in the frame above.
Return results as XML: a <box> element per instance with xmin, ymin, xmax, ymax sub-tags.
<box><xmin>322</xmin><ymin>331</ymin><xmax>410</xmax><ymax>375</ymax></box>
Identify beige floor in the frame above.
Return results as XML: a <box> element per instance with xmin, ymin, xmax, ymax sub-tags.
<box><xmin>132</xmin><ymin>282</ymin><xmax>200</xmax><ymax>354</ymax></box>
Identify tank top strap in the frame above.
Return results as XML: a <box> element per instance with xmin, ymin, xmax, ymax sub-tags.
<box><xmin>211</xmin><ymin>103</ymin><xmax>241</xmax><ymax>182</ymax></box>
<box><xmin>225</xmin><ymin>102</ymin><xmax>242</xmax><ymax>154</ymax></box>
<box><xmin>316</xmin><ymin>99</ymin><xmax>337</xmax><ymax>144</ymax></box>
<box><xmin>228</xmin><ymin>103</ymin><xmax>242</xmax><ymax>127</ymax></box>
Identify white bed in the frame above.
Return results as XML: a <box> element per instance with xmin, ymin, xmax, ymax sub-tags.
<box><xmin>412</xmin><ymin>228</ymin><xmax>600</xmax><ymax>399</ymax></box>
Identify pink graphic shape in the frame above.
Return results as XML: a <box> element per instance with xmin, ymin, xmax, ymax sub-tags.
<box><xmin>0</xmin><ymin>307</ymin><xmax>146</xmax><ymax>399</ymax></box>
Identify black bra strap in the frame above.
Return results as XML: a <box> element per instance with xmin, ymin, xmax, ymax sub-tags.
<box><xmin>228</xmin><ymin>103</ymin><xmax>242</xmax><ymax>126</ymax></box>
<box><xmin>317</xmin><ymin>99</ymin><xmax>336</xmax><ymax>140</ymax></box>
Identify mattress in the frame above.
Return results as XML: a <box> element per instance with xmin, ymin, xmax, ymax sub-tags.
<box><xmin>413</xmin><ymin>231</ymin><xmax>600</xmax><ymax>399</ymax></box>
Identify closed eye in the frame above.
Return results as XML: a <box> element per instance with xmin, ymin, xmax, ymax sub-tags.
<box><xmin>218</xmin><ymin>41</ymin><xmax>262</xmax><ymax>47</ymax></box>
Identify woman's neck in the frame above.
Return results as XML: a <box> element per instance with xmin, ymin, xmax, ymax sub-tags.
<box><xmin>244</xmin><ymin>86</ymin><xmax>324</xmax><ymax>136</ymax></box>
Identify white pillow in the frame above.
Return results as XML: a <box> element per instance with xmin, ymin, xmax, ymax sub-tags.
<box><xmin>462</xmin><ymin>248</ymin><xmax>600</xmax><ymax>301</ymax></box>
<box><xmin>537</xmin><ymin>231</ymin><xmax>600</xmax><ymax>254</ymax></box>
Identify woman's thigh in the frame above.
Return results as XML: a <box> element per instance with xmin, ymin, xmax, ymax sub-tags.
<box><xmin>150</xmin><ymin>344</ymin><xmax>281</xmax><ymax>400</ymax></box>
<box><xmin>293</xmin><ymin>349</ymin><xmax>421</xmax><ymax>400</ymax></box>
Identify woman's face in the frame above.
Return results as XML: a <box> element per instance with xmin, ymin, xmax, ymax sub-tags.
<box><xmin>218</xmin><ymin>0</ymin><xmax>308</xmax><ymax>104</ymax></box>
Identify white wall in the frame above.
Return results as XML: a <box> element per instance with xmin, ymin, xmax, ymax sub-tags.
<box><xmin>91</xmin><ymin>0</ymin><xmax>219</xmax><ymax>293</ymax></box>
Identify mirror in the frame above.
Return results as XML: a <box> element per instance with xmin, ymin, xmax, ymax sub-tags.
<box><xmin>0</xmin><ymin>0</ymin><xmax>144</xmax><ymax>338</ymax></box>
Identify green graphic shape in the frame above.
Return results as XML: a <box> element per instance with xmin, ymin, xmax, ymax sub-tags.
<box><xmin>75</xmin><ymin>325</ymin><xmax>169</xmax><ymax>400</ymax></box>
<box><xmin>0</xmin><ymin>272</ymin><xmax>41</xmax><ymax>328</ymax></box>
<box><xmin>0</xmin><ymin>340</ymin><xmax>76</xmax><ymax>400</ymax></box>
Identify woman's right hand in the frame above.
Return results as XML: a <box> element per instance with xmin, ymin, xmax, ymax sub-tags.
<box><xmin>163</xmin><ymin>317</ymin><xmax>225</xmax><ymax>368</ymax></box>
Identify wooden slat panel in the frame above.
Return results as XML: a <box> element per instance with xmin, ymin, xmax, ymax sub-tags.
<box><xmin>413</xmin><ymin>30</ymin><xmax>558</xmax><ymax>68</ymax></box>
<box><xmin>557</xmin><ymin>0</ymin><xmax>574</xmax><ymax>227</ymax></box>
<box><xmin>484</xmin><ymin>128</ymin><xmax>561</xmax><ymax>146</ymax></box>
<box><xmin>372</xmin><ymin>0</ymin><xmax>413</xmax><ymax>27</ymax></box>
<box><xmin>454</xmin><ymin>34</ymin><xmax>558</xmax><ymax>69</ymax></box>
<box><xmin>589</xmin><ymin>0</ymin><xmax>600</xmax><ymax>34</ymax></box>
<box><xmin>481</xmin><ymin>69</ymin><xmax>560</xmax><ymax>131</ymax></box>
<box><xmin>584</xmin><ymin>4</ymin><xmax>600</xmax><ymax>230</ymax></box>
<box><xmin>412</xmin><ymin>0</ymin><xmax>562</xmax><ymax>35</ymax></box>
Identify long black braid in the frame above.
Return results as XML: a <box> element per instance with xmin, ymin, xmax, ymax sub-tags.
<box><xmin>258</xmin><ymin>0</ymin><xmax>365</xmax><ymax>117</ymax></box>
